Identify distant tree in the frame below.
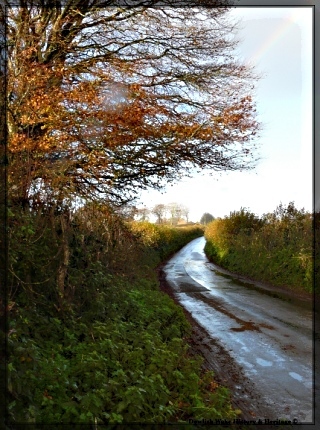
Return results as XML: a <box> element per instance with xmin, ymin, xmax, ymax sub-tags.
<box><xmin>200</xmin><ymin>213</ymin><xmax>215</xmax><ymax>225</ymax></box>
<box><xmin>135</xmin><ymin>207</ymin><xmax>150</xmax><ymax>222</ymax></box>
<box><xmin>152</xmin><ymin>204</ymin><xmax>166</xmax><ymax>224</ymax></box>
<box><xmin>167</xmin><ymin>202</ymin><xmax>191</xmax><ymax>225</ymax></box>
<box><xmin>116</xmin><ymin>204</ymin><xmax>137</xmax><ymax>221</ymax></box>
<box><xmin>180</xmin><ymin>205</ymin><xmax>190</xmax><ymax>223</ymax></box>
<box><xmin>167</xmin><ymin>202</ymin><xmax>179</xmax><ymax>226</ymax></box>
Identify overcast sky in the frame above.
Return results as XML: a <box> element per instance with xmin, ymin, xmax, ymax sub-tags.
<box><xmin>136</xmin><ymin>6</ymin><xmax>313</xmax><ymax>223</ymax></box>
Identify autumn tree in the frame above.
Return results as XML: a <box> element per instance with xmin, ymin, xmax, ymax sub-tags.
<box><xmin>0</xmin><ymin>5</ymin><xmax>5</xmax><ymax>283</ymax></box>
<box><xmin>5</xmin><ymin>0</ymin><xmax>260</xmax><ymax>210</ymax></box>
<box><xmin>0</xmin><ymin>7</ymin><xmax>5</xmax><ymax>424</ymax></box>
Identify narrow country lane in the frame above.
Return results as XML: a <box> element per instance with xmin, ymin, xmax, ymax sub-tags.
<box><xmin>163</xmin><ymin>237</ymin><xmax>314</xmax><ymax>423</ymax></box>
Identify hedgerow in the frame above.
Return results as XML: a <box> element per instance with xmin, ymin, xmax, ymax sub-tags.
<box><xmin>7</xmin><ymin>204</ymin><xmax>234</xmax><ymax>424</ymax></box>
<box><xmin>8</xmin><ymin>288</ymin><xmax>235</xmax><ymax>423</ymax></box>
<box><xmin>204</xmin><ymin>203</ymin><xmax>313</xmax><ymax>294</ymax></box>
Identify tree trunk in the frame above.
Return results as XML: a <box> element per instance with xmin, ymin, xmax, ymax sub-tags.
<box><xmin>57</xmin><ymin>213</ymin><xmax>70</xmax><ymax>304</ymax></box>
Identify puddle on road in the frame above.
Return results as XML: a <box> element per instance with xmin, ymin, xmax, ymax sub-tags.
<box><xmin>256</xmin><ymin>358</ymin><xmax>273</xmax><ymax>367</ymax></box>
<box><xmin>289</xmin><ymin>372</ymin><xmax>303</xmax><ymax>382</ymax></box>
<box><xmin>191</xmin><ymin>252</ymin><xmax>204</xmax><ymax>260</ymax></box>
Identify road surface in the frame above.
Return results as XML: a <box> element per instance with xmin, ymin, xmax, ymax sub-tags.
<box><xmin>163</xmin><ymin>237</ymin><xmax>314</xmax><ymax>423</ymax></box>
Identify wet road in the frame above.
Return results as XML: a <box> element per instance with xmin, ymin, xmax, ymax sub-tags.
<box><xmin>163</xmin><ymin>237</ymin><xmax>313</xmax><ymax>423</ymax></box>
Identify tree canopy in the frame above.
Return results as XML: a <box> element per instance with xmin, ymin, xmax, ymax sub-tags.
<box><xmin>200</xmin><ymin>213</ymin><xmax>215</xmax><ymax>225</ymax></box>
<box><xmin>5</xmin><ymin>0</ymin><xmax>260</xmax><ymax>208</ymax></box>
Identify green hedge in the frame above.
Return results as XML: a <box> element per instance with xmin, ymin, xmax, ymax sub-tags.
<box><xmin>129</xmin><ymin>221</ymin><xmax>204</xmax><ymax>261</ymax></box>
<box><xmin>204</xmin><ymin>205</ymin><xmax>313</xmax><ymax>294</ymax></box>
<box><xmin>8</xmin><ymin>209</ymin><xmax>235</xmax><ymax>424</ymax></box>
<box><xmin>8</xmin><ymin>282</ymin><xmax>235</xmax><ymax>424</ymax></box>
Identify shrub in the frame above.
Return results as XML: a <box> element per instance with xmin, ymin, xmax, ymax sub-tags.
<box><xmin>204</xmin><ymin>203</ymin><xmax>313</xmax><ymax>293</ymax></box>
<box><xmin>8</xmin><ymin>287</ymin><xmax>235</xmax><ymax>424</ymax></box>
<box><xmin>8</xmin><ymin>210</ymin><xmax>232</xmax><ymax>425</ymax></box>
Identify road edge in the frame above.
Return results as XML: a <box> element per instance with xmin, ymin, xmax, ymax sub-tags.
<box><xmin>157</xmin><ymin>262</ymin><xmax>277</xmax><ymax>421</ymax></box>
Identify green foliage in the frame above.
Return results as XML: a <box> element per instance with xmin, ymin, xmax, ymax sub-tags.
<box><xmin>8</xmin><ymin>287</ymin><xmax>235</xmax><ymax>424</ymax></box>
<box><xmin>7</xmin><ymin>207</ymin><xmax>232</xmax><ymax>424</ymax></box>
<box><xmin>204</xmin><ymin>203</ymin><xmax>313</xmax><ymax>294</ymax></box>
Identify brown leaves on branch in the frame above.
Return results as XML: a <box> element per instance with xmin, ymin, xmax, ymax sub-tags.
<box><xmin>6</xmin><ymin>2</ymin><xmax>260</xmax><ymax>208</ymax></box>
